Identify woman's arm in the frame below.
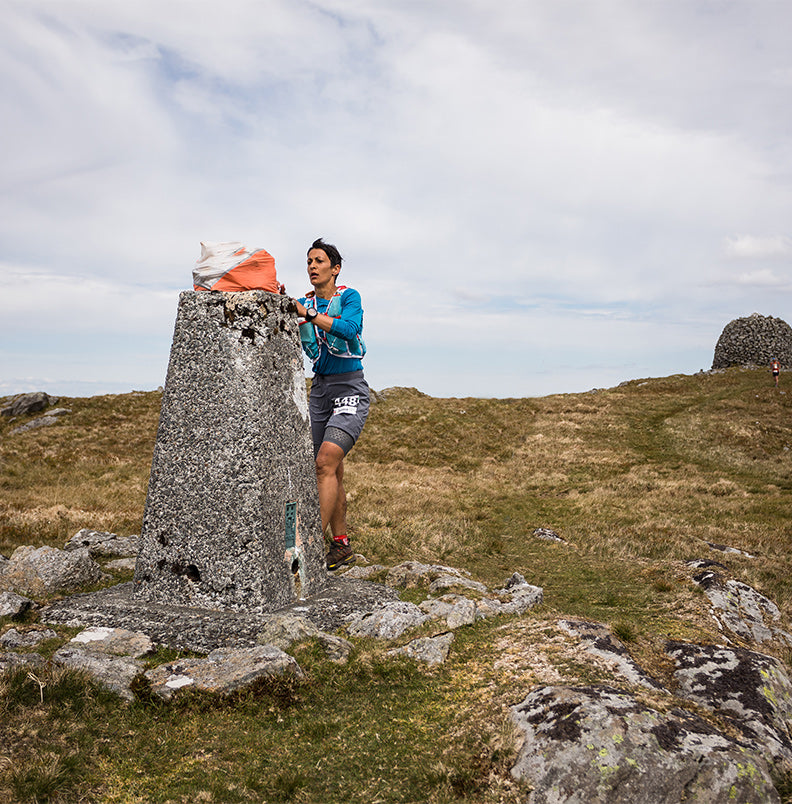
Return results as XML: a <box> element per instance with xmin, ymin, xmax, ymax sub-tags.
<box><xmin>294</xmin><ymin>290</ymin><xmax>362</xmax><ymax>339</ymax></box>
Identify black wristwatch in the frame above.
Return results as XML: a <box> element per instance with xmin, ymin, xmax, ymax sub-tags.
<box><xmin>305</xmin><ymin>308</ymin><xmax>318</xmax><ymax>322</ymax></box>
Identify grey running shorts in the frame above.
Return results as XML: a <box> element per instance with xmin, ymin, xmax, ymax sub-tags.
<box><xmin>309</xmin><ymin>370</ymin><xmax>370</xmax><ymax>456</ymax></box>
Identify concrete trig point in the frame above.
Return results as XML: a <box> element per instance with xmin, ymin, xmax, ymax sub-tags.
<box><xmin>133</xmin><ymin>290</ymin><xmax>327</xmax><ymax>612</ymax></box>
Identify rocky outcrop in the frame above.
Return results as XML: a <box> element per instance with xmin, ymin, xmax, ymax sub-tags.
<box><xmin>510</xmin><ymin>685</ymin><xmax>780</xmax><ymax>803</ymax></box>
<box><xmin>712</xmin><ymin>313</ymin><xmax>792</xmax><ymax>369</ymax></box>
<box><xmin>557</xmin><ymin>620</ymin><xmax>665</xmax><ymax>691</ymax></box>
<box><xmin>692</xmin><ymin>569</ymin><xmax>792</xmax><ymax>646</ymax></box>
<box><xmin>0</xmin><ymin>392</ymin><xmax>56</xmax><ymax>418</ymax></box>
<box><xmin>668</xmin><ymin>642</ymin><xmax>792</xmax><ymax>765</ymax></box>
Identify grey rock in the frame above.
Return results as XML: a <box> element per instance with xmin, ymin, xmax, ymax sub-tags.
<box><xmin>105</xmin><ymin>558</ymin><xmax>137</xmax><ymax>571</ymax></box>
<box><xmin>533</xmin><ymin>527</ymin><xmax>564</xmax><ymax>542</ymax></box>
<box><xmin>65</xmin><ymin>529</ymin><xmax>140</xmax><ymax>558</ymax></box>
<box><xmin>255</xmin><ymin>612</ymin><xmax>353</xmax><ymax>663</ymax></box>
<box><xmin>558</xmin><ymin>620</ymin><xmax>665</xmax><ymax>690</ymax></box>
<box><xmin>388</xmin><ymin>632</ymin><xmax>454</xmax><ymax>666</ymax></box>
<box><xmin>0</xmin><ymin>652</ymin><xmax>46</xmax><ymax>672</ymax></box>
<box><xmin>133</xmin><ymin>290</ymin><xmax>327</xmax><ymax>612</ymax></box>
<box><xmin>495</xmin><ymin>581</ymin><xmax>544</xmax><ymax>614</ymax></box>
<box><xmin>385</xmin><ymin>561</ymin><xmax>468</xmax><ymax>589</ymax></box>
<box><xmin>706</xmin><ymin>541</ymin><xmax>755</xmax><ymax>558</ymax></box>
<box><xmin>712</xmin><ymin>313</ymin><xmax>792</xmax><ymax>369</ymax></box>
<box><xmin>511</xmin><ymin>685</ymin><xmax>779</xmax><ymax>803</ymax></box>
<box><xmin>475</xmin><ymin>597</ymin><xmax>505</xmax><ymax>618</ymax></box>
<box><xmin>9</xmin><ymin>416</ymin><xmax>60</xmax><ymax>435</ymax></box>
<box><xmin>419</xmin><ymin>594</ymin><xmax>478</xmax><ymax>629</ymax></box>
<box><xmin>1</xmin><ymin>391</ymin><xmax>54</xmax><ymax>418</ymax></box>
<box><xmin>68</xmin><ymin>626</ymin><xmax>154</xmax><ymax>658</ymax></box>
<box><xmin>693</xmin><ymin>571</ymin><xmax>792</xmax><ymax>645</ymax></box>
<box><xmin>445</xmin><ymin>596</ymin><xmax>477</xmax><ymax>628</ymax></box>
<box><xmin>686</xmin><ymin>559</ymin><xmax>728</xmax><ymax>570</ymax></box>
<box><xmin>347</xmin><ymin>600</ymin><xmax>428</xmax><ymax>640</ymax></box>
<box><xmin>419</xmin><ymin>597</ymin><xmax>455</xmax><ymax>619</ymax></box>
<box><xmin>504</xmin><ymin>572</ymin><xmax>528</xmax><ymax>588</ymax></box>
<box><xmin>0</xmin><ymin>590</ymin><xmax>34</xmax><ymax>618</ymax></box>
<box><xmin>0</xmin><ymin>627</ymin><xmax>58</xmax><ymax>649</ymax></box>
<box><xmin>0</xmin><ymin>545</ymin><xmax>105</xmax><ymax>597</ymax></box>
<box><xmin>144</xmin><ymin>645</ymin><xmax>303</xmax><ymax>699</ymax></box>
<box><xmin>428</xmin><ymin>575</ymin><xmax>488</xmax><ymax>594</ymax></box>
<box><xmin>256</xmin><ymin>612</ymin><xmax>321</xmax><ymax>648</ymax></box>
<box><xmin>52</xmin><ymin>645</ymin><xmax>144</xmax><ymax>701</ymax></box>
<box><xmin>667</xmin><ymin>641</ymin><xmax>792</xmax><ymax>764</ymax></box>
<box><xmin>339</xmin><ymin>564</ymin><xmax>387</xmax><ymax>580</ymax></box>
<box><xmin>315</xmin><ymin>633</ymin><xmax>354</xmax><ymax>663</ymax></box>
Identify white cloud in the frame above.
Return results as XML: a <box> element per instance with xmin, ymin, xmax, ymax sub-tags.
<box><xmin>0</xmin><ymin>265</ymin><xmax>177</xmax><ymax>334</ymax></box>
<box><xmin>734</xmin><ymin>270</ymin><xmax>792</xmax><ymax>289</ymax></box>
<box><xmin>724</xmin><ymin>235</ymin><xmax>792</xmax><ymax>261</ymax></box>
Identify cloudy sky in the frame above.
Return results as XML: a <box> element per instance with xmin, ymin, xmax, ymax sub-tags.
<box><xmin>2</xmin><ymin>0</ymin><xmax>791</xmax><ymax>399</ymax></box>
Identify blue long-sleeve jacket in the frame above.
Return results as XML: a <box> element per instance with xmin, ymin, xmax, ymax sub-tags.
<box><xmin>299</xmin><ymin>287</ymin><xmax>364</xmax><ymax>375</ymax></box>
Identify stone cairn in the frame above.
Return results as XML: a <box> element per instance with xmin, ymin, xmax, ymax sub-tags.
<box><xmin>712</xmin><ymin>312</ymin><xmax>792</xmax><ymax>369</ymax></box>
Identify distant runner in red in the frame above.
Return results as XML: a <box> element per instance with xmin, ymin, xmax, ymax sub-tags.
<box><xmin>293</xmin><ymin>239</ymin><xmax>369</xmax><ymax>571</ymax></box>
<box><xmin>771</xmin><ymin>358</ymin><xmax>781</xmax><ymax>387</ymax></box>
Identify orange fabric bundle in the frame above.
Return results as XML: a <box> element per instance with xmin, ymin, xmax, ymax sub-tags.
<box><xmin>193</xmin><ymin>241</ymin><xmax>279</xmax><ymax>292</ymax></box>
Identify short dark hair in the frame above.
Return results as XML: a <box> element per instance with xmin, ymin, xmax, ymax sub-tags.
<box><xmin>308</xmin><ymin>238</ymin><xmax>343</xmax><ymax>268</ymax></box>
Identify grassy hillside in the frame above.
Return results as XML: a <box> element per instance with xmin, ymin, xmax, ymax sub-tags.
<box><xmin>1</xmin><ymin>367</ymin><xmax>791</xmax><ymax>802</ymax></box>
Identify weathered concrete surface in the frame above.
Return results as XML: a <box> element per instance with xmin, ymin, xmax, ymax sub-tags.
<box><xmin>41</xmin><ymin>578</ymin><xmax>400</xmax><ymax>654</ymax></box>
<box><xmin>134</xmin><ymin>290</ymin><xmax>327</xmax><ymax>612</ymax></box>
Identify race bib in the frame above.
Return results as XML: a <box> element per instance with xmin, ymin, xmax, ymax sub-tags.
<box><xmin>332</xmin><ymin>395</ymin><xmax>359</xmax><ymax>416</ymax></box>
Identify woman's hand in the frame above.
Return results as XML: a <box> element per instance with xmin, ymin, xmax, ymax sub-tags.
<box><xmin>294</xmin><ymin>299</ymin><xmax>308</xmax><ymax>317</ymax></box>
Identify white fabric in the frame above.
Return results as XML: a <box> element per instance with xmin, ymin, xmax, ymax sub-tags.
<box><xmin>193</xmin><ymin>241</ymin><xmax>248</xmax><ymax>289</ymax></box>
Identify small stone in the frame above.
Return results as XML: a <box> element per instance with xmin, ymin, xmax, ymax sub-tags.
<box><xmin>388</xmin><ymin>632</ymin><xmax>454</xmax><ymax>666</ymax></box>
<box><xmin>533</xmin><ymin>527</ymin><xmax>564</xmax><ymax>542</ymax></box>
<box><xmin>0</xmin><ymin>590</ymin><xmax>34</xmax><ymax>618</ymax></box>
<box><xmin>68</xmin><ymin>626</ymin><xmax>154</xmax><ymax>658</ymax></box>
<box><xmin>52</xmin><ymin>646</ymin><xmax>144</xmax><ymax>700</ymax></box>
<box><xmin>0</xmin><ymin>652</ymin><xmax>46</xmax><ymax>672</ymax></box>
<box><xmin>428</xmin><ymin>575</ymin><xmax>487</xmax><ymax>594</ymax></box>
<box><xmin>65</xmin><ymin>529</ymin><xmax>140</xmax><ymax>558</ymax></box>
<box><xmin>0</xmin><ymin>627</ymin><xmax>58</xmax><ymax>649</ymax></box>
<box><xmin>347</xmin><ymin>601</ymin><xmax>428</xmax><ymax>640</ymax></box>
<box><xmin>144</xmin><ymin>645</ymin><xmax>303</xmax><ymax>699</ymax></box>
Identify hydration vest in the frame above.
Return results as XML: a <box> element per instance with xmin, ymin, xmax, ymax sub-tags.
<box><xmin>299</xmin><ymin>286</ymin><xmax>366</xmax><ymax>366</ymax></box>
